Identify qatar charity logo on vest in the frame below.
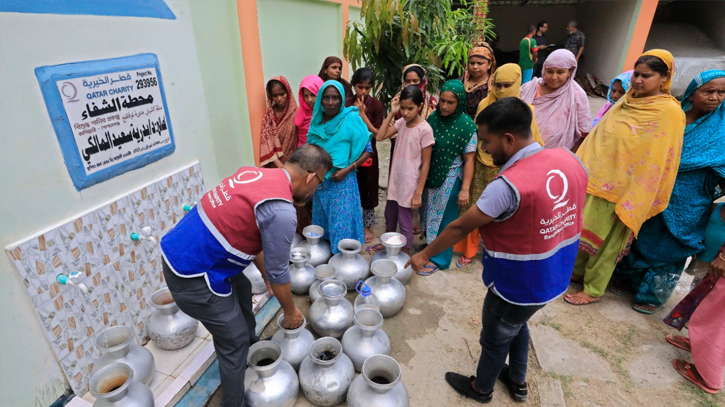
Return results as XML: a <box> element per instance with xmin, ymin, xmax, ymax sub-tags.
<box><xmin>540</xmin><ymin>168</ymin><xmax>577</xmax><ymax>241</ymax></box>
<box><xmin>206</xmin><ymin>170</ymin><xmax>264</xmax><ymax>209</ymax></box>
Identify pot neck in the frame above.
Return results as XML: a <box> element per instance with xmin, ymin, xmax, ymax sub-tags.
<box><xmin>383</xmin><ymin>244</ymin><xmax>402</xmax><ymax>257</ymax></box>
<box><xmin>254</xmin><ymin>365</ymin><xmax>278</xmax><ymax>378</ymax></box>
<box><xmin>358</xmin><ymin>326</ymin><xmax>377</xmax><ymax>338</ymax></box>
<box><xmin>156</xmin><ymin>303</ymin><xmax>180</xmax><ymax>316</ymax></box>
<box><xmin>341</xmin><ymin>251</ymin><xmax>357</xmax><ymax>260</ymax></box>
<box><xmin>323</xmin><ymin>297</ymin><xmax>342</xmax><ymax>306</ymax></box>
<box><xmin>102</xmin><ymin>343</ymin><xmax>131</xmax><ymax>359</ymax></box>
<box><xmin>103</xmin><ymin>386</ymin><xmax>130</xmax><ymax>403</ymax></box>
<box><xmin>305</xmin><ymin>236</ymin><xmax>321</xmax><ymax>245</ymax></box>
<box><xmin>368</xmin><ymin>383</ymin><xmax>393</xmax><ymax>394</ymax></box>
<box><xmin>291</xmin><ymin>260</ymin><xmax>307</xmax><ymax>270</ymax></box>
<box><xmin>283</xmin><ymin>330</ymin><xmax>301</xmax><ymax>339</ymax></box>
<box><xmin>375</xmin><ymin>275</ymin><xmax>392</xmax><ymax>284</ymax></box>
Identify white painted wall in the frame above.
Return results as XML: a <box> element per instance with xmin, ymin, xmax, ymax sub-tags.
<box><xmin>0</xmin><ymin>1</ymin><xmax>223</xmax><ymax>405</ymax></box>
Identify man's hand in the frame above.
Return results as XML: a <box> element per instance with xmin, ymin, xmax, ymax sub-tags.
<box><xmin>406</xmin><ymin>251</ymin><xmax>430</xmax><ymax>273</ymax></box>
<box><xmin>709</xmin><ymin>252</ymin><xmax>725</xmax><ymax>279</ymax></box>
<box><xmin>264</xmin><ymin>280</ymin><xmax>274</xmax><ymax>296</ymax></box>
<box><xmin>282</xmin><ymin>307</ymin><xmax>304</xmax><ymax>329</ymax></box>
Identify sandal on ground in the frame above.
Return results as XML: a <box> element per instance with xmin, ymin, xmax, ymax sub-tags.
<box><xmin>416</xmin><ymin>263</ymin><xmax>439</xmax><ymax>276</ymax></box>
<box><xmin>632</xmin><ymin>303</ymin><xmax>664</xmax><ymax>314</ymax></box>
<box><xmin>456</xmin><ymin>256</ymin><xmax>473</xmax><ymax>268</ymax></box>
<box><xmin>609</xmin><ymin>280</ymin><xmax>628</xmax><ymax>296</ymax></box>
<box><xmin>365</xmin><ymin>243</ymin><xmax>384</xmax><ymax>254</ymax></box>
<box><xmin>672</xmin><ymin>359</ymin><xmax>719</xmax><ymax>394</ymax></box>
<box><xmin>666</xmin><ymin>335</ymin><xmax>692</xmax><ymax>352</ymax></box>
<box><xmin>563</xmin><ymin>292</ymin><xmax>601</xmax><ymax>306</ymax></box>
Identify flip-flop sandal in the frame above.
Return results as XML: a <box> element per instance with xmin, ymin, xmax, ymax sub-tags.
<box><xmin>456</xmin><ymin>256</ymin><xmax>472</xmax><ymax>268</ymax></box>
<box><xmin>609</xmin><ymin>280</ymin><xmax>628</xmax><ymax>296</ymax></box>
<box><xmin>666</xmin><ymin>335</ymin><xmax>692</xmax><ymax>352</ymax></box>
<box><xmin>365</xmin><ymin>243</ymin><xmax>384</xmax><ymax>254</ymax></box>
<box><xmin>632</xmin><ymin>303</ymin><xmax>664</xmax><ymax>314</ymax></box>
<box><xmin>563</xmin><ymin>292</ymin><xmax>601</xmax><ymax>306</ymax></box>
<box><xmin>416</xmin><ymin>263</ymin><xmax>439</xmax><ymax>276</ymax></box>
<box><xmin>672</xmin><ymin>360</ymin><xmax>719</xmax><ymax>394</ymax></box>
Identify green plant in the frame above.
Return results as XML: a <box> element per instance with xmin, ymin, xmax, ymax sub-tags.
<box><xmin>344</xmin><ymin>0</ymin><xmax>495</xmax><ymax>105</ymax></box>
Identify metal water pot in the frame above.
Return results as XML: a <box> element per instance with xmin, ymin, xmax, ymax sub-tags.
<box><xmin>310</xmin><ymin>280</ymin><xmax>354</xmax><ymax>338</ymax></box>
<box><xmin>371</xmin><ymin>232</ymin><xmax>413</xmax><ymax>285</ymax></box>
<box><xmin>148</xmin><ymin>288</ymin><xmax>198</xmax><ymax>350</ymax></box>
<box><xmin>297</xmin><ymin>225</ymin><xmax>332</xmax><ymax>267</ymax></box>
<box><xmin>292</xmin><ymin>233</ymin><xmax>304</xmax><ymax>248</ymax></box>
<box><xmin>289</xmin><ymin>247</ymin><xmax>316</xmax><ymax>295</ymax></box>
<box><xmin>299</xmin><ymin>337</ymin><xmax>355</xmax><ymax>407</ymax></box>
<box><xmin>91</xmin><ymin>326</ymin><xmax>154</xmax><ymax>386</ymax></box>
<box><xmin>365</xmin><ymin>260</ymin><xmax>406</xmax><ymax>318</ymax></box>
<box><xmin>347</xmin><ymin>355</ymin><xmax>410</xmax><ymax>407</ymax></box>
<box><xmin>341</xmin><ymin>309</ymin><xmax>391</xmax><ymax>372</ymax></box>
<box><xmin>243</xmin><ymin>341</ymin><xmax>299</xmax><ymax>407</ymax></box>
<box><xmin>89</xmin><ymin>363</ymin><xmax>154</xmax><ymax>407</ymax></box>
<box><xmin>308</xmin><ymin>264</ymin><xmax>337</xmax><ymax>303</ymax></box>
<box><xmin>243</xmin><ymin>262</ymin><xmax>268</xmax><ymax>295</ymax></box>
<box><xmin>328</xmin><ymin>239</ymin><xmax>370</xmax><ymax>290</ymax></box>
<box><xmin>271</xmin><ymin>314</ymin><xmax>314</xmax><ymax>371</ymax></box>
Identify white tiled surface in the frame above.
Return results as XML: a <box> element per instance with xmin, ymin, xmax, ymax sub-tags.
<box><xmin>147</xmin><ymin>336</ymin><xmax>206</xmax><ymax>376</ymax></box>
<box><xmin>4</xmin><ymin>162</ymin><xmax>205</xmax><ymax>395</ymax></box>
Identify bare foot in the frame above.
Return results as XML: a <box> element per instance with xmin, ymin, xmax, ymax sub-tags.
<box><xmin>564</xmin><ymin>291</ymin><xmax>601</xmax><ymax>305</ymax></box>
<box><xmin>364</xmin><ymin>227</ymin><xmax>374</xmax><ymax>243</ymax></box>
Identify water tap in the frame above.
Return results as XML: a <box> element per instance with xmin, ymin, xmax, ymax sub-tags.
<box><xmin>130</xmin><ymin>226</ymin><xmax>158</xmax><ymax>246</ymax></box>
<box><xmin>183</xmin><ymin>202</ymin><xmax>197</xmax><ymax>212</ymax></box>
<box><xmin>56</xmin><ymin>271</ymin><xmax>88</xmax><ymax>294</ymax></box>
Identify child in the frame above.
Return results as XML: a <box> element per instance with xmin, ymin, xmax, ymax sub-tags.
<box><xmin>373</xmin><ymin>85</ymin><xmax>434</xmax><ymax>255</ymax></box>
<box><xmin>592</xmin><ymin>71</ymin><xmax>632</xmax><ymax>126</ymax></box>
<box><xmin>687</xmin><ymin>202</ymin><xmax>725</xmax><ymax>289</ymax></box>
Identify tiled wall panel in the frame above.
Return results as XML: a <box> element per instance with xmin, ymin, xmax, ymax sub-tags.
<box><xmin>5</xmin><ymin>162</ymin><xmax>204</xmax><ymax>395</ymax></box>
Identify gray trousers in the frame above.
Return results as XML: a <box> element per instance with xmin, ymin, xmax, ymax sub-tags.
<box><xmin>162</xmin><ymin>261</ymin><xmax>257</xmax><ymax>407</ymax></box>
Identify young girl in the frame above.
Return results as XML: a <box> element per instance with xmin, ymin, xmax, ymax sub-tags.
<box><xmin>346</xmin><ymin>68</ymin><xmax>384</xmax><ymax>243</ymax></box>
<box><xmin>259</xmin><ymin>77</ymin><xmax>298</xmax><ymax>168</ymax></box>
<box><xmin>592</xmin><ymin>71</ymin><xmax>632</xmax><ymax>126</ymax></box>
<box><xmin>294</xmin><ymin>75</ymin><xmax>324</xmax><ymax>146</ymax></box>
<box><xmin>374</xmin><ymin>85</ymin><xmax>435</xmax><ymax>255</ymax></box>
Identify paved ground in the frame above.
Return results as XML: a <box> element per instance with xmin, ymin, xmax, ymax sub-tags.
<box><xmin>208</xmin><ymin>96</ymin><xmax>725</xmax><ymax>406</ymax></box>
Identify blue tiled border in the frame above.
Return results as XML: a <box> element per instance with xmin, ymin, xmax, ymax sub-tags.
<box><xmin>0</xmin><ymin>0</ymin><xmax>176</xmax><ymax>20</ymax></box>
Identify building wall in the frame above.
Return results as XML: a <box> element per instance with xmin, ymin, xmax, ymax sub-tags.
<box><xmin>654</xmin><ymin>1</ymin><xmax>725</xmax><ymax>51</ymax></box>
<box><xmin>257</xmin><ymin>0</ymin><xmax>343</xmax><ymax>98</ymax></box>
<box><xmin>0</xmin><ymin>1</ymin><xmax>252</xmax><ymax>405</ymax></box>
<box><xmin>576</xmin><ymin>1</ymin><xmax>639</xmax><ymax>82</ymax></box>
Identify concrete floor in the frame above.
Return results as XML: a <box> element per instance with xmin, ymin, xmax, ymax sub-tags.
<box><xmin>207</xmin><ymin>95</ymin><xmax>725</xmax><ymax>406</ymax></box>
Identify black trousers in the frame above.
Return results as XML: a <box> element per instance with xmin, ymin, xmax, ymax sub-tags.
<box><xmin>162</xmin><ymin>261</ymin><xmax>257</xmax><ymax>407</ymax></box>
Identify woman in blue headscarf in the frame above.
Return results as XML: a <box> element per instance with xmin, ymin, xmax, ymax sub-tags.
<box><xmin>612</xmin><ymin>70</ymin><xmax>725</xmax><ymax>313</ymax></box>
<box><xmin>307</xmin><ymin>80</ymin><xmax>373</xmax><ymax>252</ymax></box>
<box><xmin>592</xmin><ymin>70</ymin><xmax>632</xmax><ymax>126</ymax></box>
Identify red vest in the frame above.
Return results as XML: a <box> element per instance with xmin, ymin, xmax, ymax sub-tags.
<box><xmin>198</xmin><ymin>167</ymin><xmax>293</xmax><ymax>259</ymax></box>
<box><xmin>479</xmin><ymin>148</ymin><xmax>588</xmax><ymax>305</ymax></box>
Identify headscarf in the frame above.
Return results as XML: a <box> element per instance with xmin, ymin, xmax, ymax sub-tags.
<box><xmin>318</xmin><ymin>56</ymin><xmax>353</xmax><ymax>99</ymax></box>
<box><xmin>260</xmin><ymin>76</ymin><xmax>299</xmax><ymax>167</ymax></box>
<box><xmin>306</xmin><ymin>80</ymin><xmax>371</xmax><ymax>178</ymax></box>
<box><xmin>400</xmin><ymin>64</ymin><xmax>438</xmax><ymax>119</ymax></box>
<box><xmin>463</xmin><ymin>42</ymin><xmax>497</xmax><ymax>93</ymax></box>
<box><xmin>636</xmin><ymin>69</ymin><xmax>725</xmax><ymax>262</ymax></box>
<box><xmin>519</xmin><ymin>49</ymin><xmax>593</xmax><ymax>149</ymax></box>
<box><xmin>593</xmin><ymin>71</ymin><xmax>633</xmax><ymax>126</ymax></box>
<box><xmin>474</xmin><ymin>64</ymin><xmax>544</xmax><ymax>167</ymax></box>
<box><xmin>294</xmin><ymin>75</ymin><xmax>324</xmax><ymax>146</ymax></box>
<box><xmin>576</xmin><ymin>49</ymin><xmax>686</xmax><ymax>236</ymax></box>
<box><xmin>426</xmin><ymin>80</ymin><xmax>477</xmax><ymax>188</ymax></box>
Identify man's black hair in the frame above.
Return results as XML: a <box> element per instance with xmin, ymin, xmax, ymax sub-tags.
<box><xmin>475</xmin><ymin>97</ymin><xmax>532</xmax><ymax>139</ymax></box>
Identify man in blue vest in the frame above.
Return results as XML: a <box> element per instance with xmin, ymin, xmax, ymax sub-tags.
<box><xmin>161</xmin><ymin>144</ymin><xmax>332</xmax><ymax>407</ymax></box>
<box><xmin>409</xmin><ymin>98</ymin><xmax>588</xmax><ymax>404</ymax></box>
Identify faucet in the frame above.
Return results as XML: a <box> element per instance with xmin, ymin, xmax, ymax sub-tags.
<box><xmin>56</xmin><ymin>271</ymin><xmax>88</xmax><ymax>294</ymax></box>
<box><xmin>130</xmin><ymin>226</ymin><xmax>157</xmax><ymax>246</ymax></box>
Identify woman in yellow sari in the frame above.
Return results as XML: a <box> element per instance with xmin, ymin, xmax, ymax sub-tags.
<box><xmin>565</xmin><ymin>50</ymin><xmax>686</xmax><ymax>305</ymax></box>
<box><xmin>453</xmin><ymin>64</ymin><xmax>544</xmax><ymax>267</ymax></box>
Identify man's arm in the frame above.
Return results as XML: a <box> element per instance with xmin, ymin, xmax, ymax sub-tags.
<box><xmin>576</xmin><ymin>45</ymin><xmax>584</xmax><ymax>62</ymax></box>
<box><xmin>408</xmin><ymin>205</ymin><xmax>494</xmax><ymax>271</ymax></box>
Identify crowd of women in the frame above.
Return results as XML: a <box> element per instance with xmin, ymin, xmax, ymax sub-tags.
<box><xmin>257</xmin><ymin>46</ymin><xmax>725</xmax><ymax>395</ymax></box>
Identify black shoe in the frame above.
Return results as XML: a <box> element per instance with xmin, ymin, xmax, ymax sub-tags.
<box><xmin>498</xmin><ymin>364</ymin><xmax>528</xmax><ymax>402</ymax></box>
<box><xmin>445</xmin><ymin>372</ymin><xmax>493</xmax><ymax>404</ymax></box>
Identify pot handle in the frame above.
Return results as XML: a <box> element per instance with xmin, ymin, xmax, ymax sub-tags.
<box><xmin>355</xmin><ymin>281</ymin><xmax>371</xmax><ymax>297</ymax></box>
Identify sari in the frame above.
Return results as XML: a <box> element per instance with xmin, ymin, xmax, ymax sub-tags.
<box><xmin>520</xmin><ymin>49</ymin><xmax>592</xmax><ymax>149</ymax></box>
<box><xmin>592</xmin><ymin>71</ymin><xmax>632</xmax><ymax>126</ymax></box>
<box><xmin>307</xmin><ymin>81</ymin><xmax>372</xmax><ymax>252</ymax></box>
<box><xmin>318</xmin><ymin>56</ymin><xmax>353</xmax><ymax>99</ymax></box>
<box><xmin>423</xmin><ymin>80</ymin><xmax>477</xmax><ymax>269</ymax></box>
<box><xmin>615</xmin><ymin>70</ymin><xmax>725</xmax><ymax>306</ymax></box>
<box><xmin>459</xmin><ymin>42</ymin><xmax>496</xmax><ymax>119</ymax></box>
<box><xmin>572</xmin><ymin>49</ymin><xmax>686</xmax><ymax>299</ymax></box>
<box><xmin>294</xmin><ymin>75</ymin><xmax>324</xmax><ymax>146</ymax></box>
<box><xmin>454</xmin><ymin>64</ymin><xmax>546</xmax><ymax>259</ymax></box>
<box><xmin>260</xmin><ymin>76</ymin><xmax>299</xmax><ymax>167</ymax></box>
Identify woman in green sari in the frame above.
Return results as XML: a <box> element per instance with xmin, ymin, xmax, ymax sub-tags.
<box><xmin>419</xmin><ymin>80</ymin><xmax>478</xmax><ymax>275</ymax></box>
